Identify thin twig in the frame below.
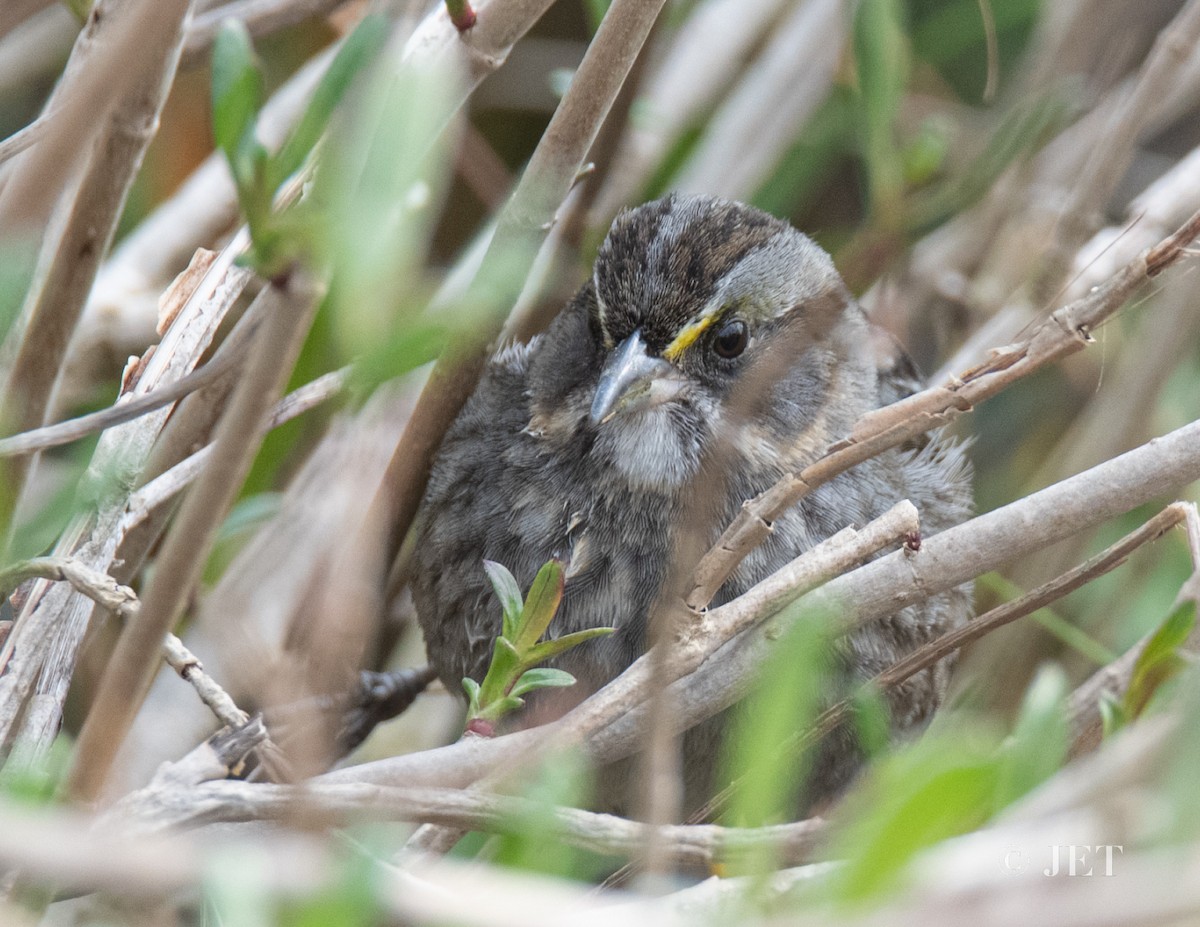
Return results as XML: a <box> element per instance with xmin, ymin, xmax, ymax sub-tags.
<box><xmin>0</xmin><ymin>333</ymin><xmax>255</xmax><ymax>458</ymax></box>
<box><xmin>0</xmin><ymin>557</ymin><xmax>250</xmax><ymax>732</ymax></box>
<box><xmin>1065</xmin><ymin>501</ymin><xmax>1200</xmax><ymax>757</ymax></box>
<box><xmin>867</xmin><ymin>504</ymin><xmax>1186</xmax><ymax>709</ymax></box>
<box><xmin>123</xmin><ymin>775</ymin><xmax>829</xmax><ymax>868</ymax></box>
<box><xmin>0</xmin><ymin>108</ymin><xmax>52</xmax><ymax>166</ymax></box>
<box><xmin>122</xmin><ymin>367</ymin><xmax>349</xmax><ymax>531</ymax></box>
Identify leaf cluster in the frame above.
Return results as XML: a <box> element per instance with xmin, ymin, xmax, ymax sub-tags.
<box><xmin>462</xmin><ymin>560</ymin><xmax>614</xmax><ymax>736</ymax></box>
<box><xmin>210</xmin><ymin>16</ymin><xmax>388</xmax><ymax>275</ymax></box>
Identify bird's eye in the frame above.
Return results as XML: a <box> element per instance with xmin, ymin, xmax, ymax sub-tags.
<box><xmin>712</xmin><ymin>319</ymin><xmax>748</xmax><ymax>359</ymax></box>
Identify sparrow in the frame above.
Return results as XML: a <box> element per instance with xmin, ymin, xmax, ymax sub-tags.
<box><xmin>411</xmin><ymin>194</ymin><xmax>972</xmax><ymax>813</ymax></box>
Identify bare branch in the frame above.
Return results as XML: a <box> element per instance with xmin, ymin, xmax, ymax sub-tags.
<box><xmin>120</xmin><ymin>775</ymin><xmax>828</xmax><ymax>869</ymax></box>
<box><xmin>377</xmin><ymin>0</ymin><xmax>670</xmax><ymax>574</ymax></box>
<box><xmin>825</xmin><ymin>504</ymin><xmax>1186</xmax><ymax>766</ymax></box>
<box><xmin>0</xmin><ymin>108</ymin><xmax>51</xmax><ymax>166</ymax></box>
<box><xmin>122</xmin><ymin>367</ymin><xmax>349</xmax><ymax>532</ymax></box>
<box><xmin>0</xmin><ymin>556</ymin><xmax>253</xmax><ymax>733</ymax></box>
<box><xmin>0</xmin><ymin>331</ymin><xmax>255</xmax><ymax>459</ymax></box>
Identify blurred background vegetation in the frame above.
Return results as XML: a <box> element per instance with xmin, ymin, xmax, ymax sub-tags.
<box><xmin>2</xmin><ymin>0</ymin><xmax>1200</xmax><ymax>921</ymax></box>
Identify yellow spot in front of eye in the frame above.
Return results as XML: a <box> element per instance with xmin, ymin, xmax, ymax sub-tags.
<box><xmin>662</xmin><ymin>313</ymin><xmax>718</xmax><ymax>361</ymax></box>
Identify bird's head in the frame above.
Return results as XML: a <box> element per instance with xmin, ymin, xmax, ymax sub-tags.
<box><xmin>527</xmin><ymin>194</ymin><xmax>877</xmax><ymax>493</ymax></box>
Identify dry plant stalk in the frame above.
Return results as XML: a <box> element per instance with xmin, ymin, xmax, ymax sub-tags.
<box><xmin>0</xmin><ymin>0</ymin><xmax>192</xmax><ymax>525</ymax></box>
<box><xmin>66</xmin><ymin>269</ymin><xmax>324</xmax><ymax>803</ymax></box>
<box><xmin>0</xmin><ymin>241</ymin><xmax>253</xmax><ymax>764</ymax></box>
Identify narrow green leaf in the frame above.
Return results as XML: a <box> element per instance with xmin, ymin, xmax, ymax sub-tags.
<box><xmin>484</xmin><ymin>560</ymin><xmax>524</xmax><ymax>641</ymax></box>
<box><xmin>476</xmin><ymin>636</ymin><xmax>522</xmax><ymax>709</ymax></box>
<box><xmin>829</xmin><ymin>755</ymin><xmax>997</xmax><ymax>902</ymax></box>
<box><xmin>211</xmin><ymin>20</ymin><xmax>263</xmax><ymax>177</ymax></box>
<box><xmin>523</xmin><ymin>627</ymin><xmax>615</xmax><ymax>665</ymax></box>
<box><xmin>994</xmin><ymin>664</ymin><xmax>1068</xmax><ymax>808</ymax></box>
<box><xmin>513</xmin><ymin>559</ymin><xmax>565</xmax><ymax>652</ymax></box>
<box><xmin>1126</xmin><ymin>601</ymin><xmax>1196</xmax><ymax>718</ymax></box>
<box><xmin>462</xmin><ymin>677</ymin><xmax>482</xmax><ymax>715</ymax></box>
<box><xmin>269</xmin><ymin>14</ymin><xmax>389</xmax><ymax>191</ymax></box>
<box><xmin>718</xmin><ymin>613</ymin><xmax>831</xmax><ymax>860</ymax></box>
<box><xmin>491</xmin><ymin>751</ymin><xmax>599</xmax><ymax>879</ymax></box>
<box><xmin>853</xmin><ymin>0</ymin><xmax>910</xmax><ymax>222</ymax></box>
<box><xmin>510</xmin><ymin>668</ymin><xmax>577</xmax><ymax>699</ymax></box>
<box><xmin>850</xmin><ymin>683</ymin><xmax>891</xmax><ymax>760</ymax></box>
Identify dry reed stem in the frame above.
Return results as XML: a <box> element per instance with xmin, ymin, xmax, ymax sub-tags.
<box><xmin>66</xmin><ymin>269</ymin><xmax>323</xmax><ymax>803</ymax></box>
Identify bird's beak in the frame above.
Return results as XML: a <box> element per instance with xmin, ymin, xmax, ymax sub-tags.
<box><xmin>589</xmin><ymin>330</ymin><xmax>682</xmax><ymax>426</ymax></box>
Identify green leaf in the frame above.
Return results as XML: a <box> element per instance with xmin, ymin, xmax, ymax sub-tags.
<box><xmin>513</xmin><ymin>559</ymin><xmax>565</xmax><ymax>652</ymax></box>
<box><xmin>462</xmin><ymin>677</ymin><xmax>482</xmax><ymax>715</ymax></box>
<box><xmin>314</xmin><ymin>49</ymin><xmax>461</xmax><ymax>365</ymax></box>
<box><xmin>211</xmin><ymin>20</ymin><xmax>263</xmax><ymax>182</ymax></box>
<box><xmin>523</xmin><ymin>627</ymin><xmax>615</xmax><ymax>665</ymax></box>
<box><xmin>994</xmin><ymin>664</ymin><xmax>1068</xmax><ymax>809</ymax></box>
<box><xmin>1126</xmin><ymin>600</ymin><xmax>1196</xmax><ymax>718</ymax></box>
<box><xmin>476</xmin><ymin>635</ymin><xmax>523</xmax><ymax>709</ymax></box>
<box><xmin>349</xmin><ymin>316</ymin><xmax>449</xmax><ymax>398</ymax></box>
<box><xmin>278</xmin><ymin>847</ymin><xmax>379</xmax><ymax>927</ymax></box>
<box><xmin>829</xmin><ymin>753</ymin><xmax>997</xmax><ymax>903</ymax></box>
<box><xmin>850</xmin><ymin>683</ymin><xmax>891</xmax><ymax>760</ymax></box>
<box><xmin>484</xmin><ymin>560</ymin><xmax>524</xmax><ymax>641</ymax></box>
<box><xmin>853</xmin><ymin>0</ymin><xmax>910</xmax><ymax>223</ymax></box>
<box><xmin>1099</xmin><ymin>690</ymin><xmax>1127</xmax><ymax>738</ymax></box>
<box><xmin>719</xmin><ymin>613</ymin><xmax>831</xmax><ymax>865</ymax></box>
<box><xmin>491</xmin><ymin>750</ymin><xmax>603</xmax><ymax>879</ymax></box>
<box><xmin>268</xmin><ymin>14</ymin><xmax>389</xmax><ymax>191</ymax></box>
<box><xmin>510</xmin><ymin>668</ymin><xmax>577</xmax><ymax>699</ymax></box>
